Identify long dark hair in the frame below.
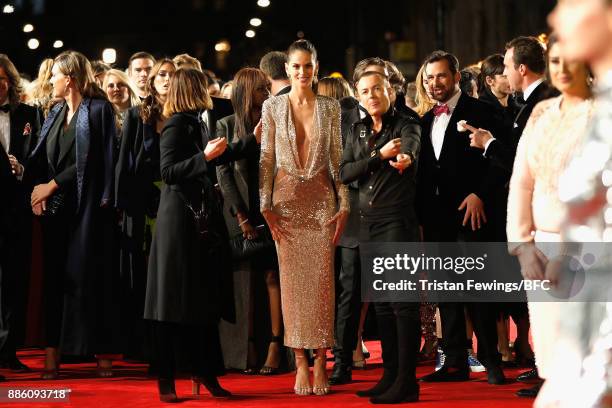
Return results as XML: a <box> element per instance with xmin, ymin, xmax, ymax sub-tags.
<box><xmin>478</xmin><ymin>54</ymin><xmax>505</xmax><ymax>96</ymax></box>
<box><xmin>231</xmin><ymin>67</ymin><xmax>269</xmax><ymax>139</ymax></box>
<box><xmin>0</xmin><ymin>54</ymin><xmax>23</xmax><ymax>109</ymax></box>
<box><xmin>140</xmin><ymin>58</ymin><xmax>176</xmax><ymax>125</ymax></box>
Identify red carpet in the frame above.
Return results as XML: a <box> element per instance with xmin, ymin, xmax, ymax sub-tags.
<box><xmin>4</xmin><ymin>343</ymin><xmax>534</xmax><ymax>407</ymax></box>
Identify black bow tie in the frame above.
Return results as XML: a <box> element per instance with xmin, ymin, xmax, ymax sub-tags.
<box><xmin>0</xmin><ymin>105</ymin><xmax>10</xmax><ymax>113</ymax></box>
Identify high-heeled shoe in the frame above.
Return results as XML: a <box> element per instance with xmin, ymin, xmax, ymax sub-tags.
<box><xmin>41</xmin><ymin>368</ymin><xmax>59</xmax><ymax>380</ymax></box>
<box><xmin>313</xmin><ymin>351</ymin><xmax>330</xmax><ymax>396</ymax></box>
<box><xmin>259</xmin><ymin>334</ymin><xmax>282</xmax><ymax>375</ymax></box>
<box><xmin>158</xmin><ymin>378</ymin><xmax>178</xmax><ymax>403</ymax></box>
<box><xmin>293</xmin><ymin>354</ymin><xmax>312</xmax><ymax>396</ymax></box>
<box><xmin>192</xmin><ymin>376</ymin><xmax>232</xmax><ymax>398</ymax></box>
<box><xmin>96</xmin><ymin>359</ymin><xmax>113</xmax><ymax>378</ymax></box>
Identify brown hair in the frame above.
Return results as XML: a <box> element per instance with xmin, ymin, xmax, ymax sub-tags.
<box><xmin>423</xmin><ymin>50</ymin><xmax>460</xmax><ymax>75</ymax></box>
<box><xmin>352</xmin><ymin>57</ymin><xmax>387</xmax><ymax>85</ymax></box>
<box><xmin>287</xmin><ymin>39</ymin><xmax>317</xmax><ymax>62</ymax></box>
<box><xmin>385</xmin><ymin>60</ymin><xmax>406</xmax><ymax>94</ymax></box>
<box><xmin>0</xmin><ymin>54</ymin><xmax>23</xmax><ymax>108</ymax></box>
<box><xmin>53</xmin><ymin>50</ymin><xmax>108</xmax><ymax>101</ymax></box>
<box><xmin>128</xmin><ymin>51</ymin><xmax>156</xmax><ymax>72</ymax></box>
<box><xmin>478</xmin><ymin>54</ymin><xmax>505</xmax><ymax>95</ymax></box>
<box><xmin>505</xmin><ymin>36</ymin><xmax>546</xmax><ymax>74</ymax></box>
<box><xmin>259</xmin><ymin>51</ymin><xmax>288</xmax><ymax>80</ymax></box>
<box><xmin>317</xmin><ymin>76</ymin><xmax>353</xmax><ymax>100</ymax></box>
<box><xmin>163</xmin><ymin>68</ymin><xmax>212</xmax><ymax>118</ymax></box>
<box><xmin>231</xmin><ymin>67</ymin><xmax>269</xmax><ymax>139</ymax></box>
<box><xmin>140</xmin><ymin>58</ymin><xmax>176</xmax><ymax>125</ymax></box>
<box><xmin>173</xmin><ymin>53</ymin><xmax>202</xmax><ymax>72</ymax></box>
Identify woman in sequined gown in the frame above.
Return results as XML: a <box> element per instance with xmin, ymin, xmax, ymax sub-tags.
<box><xmin>259</xmin><ymin>39</ymin><xmax>349</xmax><ymax>396</ymax></box>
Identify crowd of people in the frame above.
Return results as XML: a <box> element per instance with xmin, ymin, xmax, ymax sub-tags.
<box><xmin>0</xmin><ymin>1</ymin><xmax>611</xmax><ymax>406</ymax></box>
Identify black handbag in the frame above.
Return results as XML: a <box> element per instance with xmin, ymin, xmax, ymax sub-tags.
<box><xmin>229</xmin><ymin>224</ymin><xmax>275</xmax><ymax>261</ymax></box>
<box><xmin>43</xmin><ymin>192</ymin><xmax>66</xmax><ymax>216</ymax></box>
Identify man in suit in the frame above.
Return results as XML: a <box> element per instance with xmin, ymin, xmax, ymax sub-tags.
<box><xmin>417</xmin><ymin>50</ymin><xmax>505</xmax><ymax>385</ymax></box>
<box><xmin>0</xmin><ymin>54</ymin><xmax>41</xmax><ymax>372</ymax></box>
<box><xmin>470</xmin><ymin>36</ymin><xmax>554</xmax><ymax>173</ymax></box>
<box><xmin>466</xmin><ymin>37</ymin><xmax>551</xmax><ymax>397</ymax></box>
<box><xmin>259</xmin><ymin>51</ymin><xmax>291</xmax><ymax>96</ymax></box>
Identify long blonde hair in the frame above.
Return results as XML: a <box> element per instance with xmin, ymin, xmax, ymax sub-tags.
<box><xmin>53</xmin><ymin>51</ymin><xmax>108</xmax><ymax>101</ymax></box>
<box><xmin>26</xmin><ymin>58</ymin><xmax>54</xmax><ymax>115</ymax></box>
<box><xmin>103</xmin><ymin>69</ymin><xmax>141</xmax><ymax>108</ymax></box>
<box><xmin>414</xmin><ymin>64</ymin><xmax>435</xmax><ymax>117</ymax></box>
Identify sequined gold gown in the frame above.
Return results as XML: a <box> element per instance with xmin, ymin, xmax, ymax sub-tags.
<box><xmin>259</xmin><ymin>94</ymin><xmax>349</xmax><ymax>349</ymax></box>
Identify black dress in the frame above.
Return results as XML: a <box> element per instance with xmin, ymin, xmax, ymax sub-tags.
<box><xmin>144</xmin><ymin>110</ymin><xmax>256</xmax><ymax>378</ymax></box>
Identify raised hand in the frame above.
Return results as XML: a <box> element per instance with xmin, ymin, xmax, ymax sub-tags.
<box><xmin>203</xmin><ymin>137</ymin><xmax>228</xmax><ymax>161</ymax></box>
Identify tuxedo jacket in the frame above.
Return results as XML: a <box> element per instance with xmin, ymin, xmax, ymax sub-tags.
<box><xmin>485</xmin><ymin>81</ymin><xmax>556</xmax><ymax>173</ymax></box>
<box><xmin>7</xmin><ymin>103</ymin><xmax>41</xmax><ymax>211</ymax></box>
<box><xmin>417</xmin><ymin>93</ymin><xmax>503</xmax><ymax>241</ymax></box>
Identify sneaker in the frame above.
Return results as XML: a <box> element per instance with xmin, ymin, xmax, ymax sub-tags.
<box><xmin>435</xmin><ymin>346</ymin><xmax>446</xmax><ymax>371</ymax></box>
<box><xmin>467</xmin><ymin>349</ymin><xmax>485</xmax><ymax>372</ymax></box>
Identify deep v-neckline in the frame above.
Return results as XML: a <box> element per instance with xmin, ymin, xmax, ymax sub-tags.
<box><xmin>287</xmin><ymin>95</ymin><xmax>318</xmax><ymax>171</ymax></box>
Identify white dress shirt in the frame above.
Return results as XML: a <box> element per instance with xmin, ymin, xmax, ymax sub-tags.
<box><xmin>0</xmin><ymin>103</ymin><xmax>10</xmax><ymax>154</ymax></box>
<box><xmin>430</xmin><ymin>90</ymin><xmax>461</xmax><ymax>160</ymax></box>
<box><xmin>522</xmin><ymin>78</ymin><xmax>544</xmax><ymax>102</ymax></box>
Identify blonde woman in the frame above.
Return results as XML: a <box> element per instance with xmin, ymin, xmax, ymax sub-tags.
<box><xmin>414</xmin><ymin>64</ymin><xmax>435</xmax><ymax>117</ymax></box>
<box><xmin>25</xmin><ymin>58</ymin><xmax>53</xmax><ymax>117</ymax></box>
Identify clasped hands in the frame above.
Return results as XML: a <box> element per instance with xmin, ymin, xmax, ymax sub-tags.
<box><xmin>515</xmin><ymin>242</ymin><xmax>561</xmax><ymax>286</ymax></box>
<box><xmin>31</xmin><ymin>179</ymin><xmax>59</xmax><ymax>216</ymax></box>
<box><xmin>262</xmin><ymin>209</ymin><xmax>348</xmax><ymax>246</ymax></box>
<box><xmin>380</xmin><ymin>138</ymin><xmax>412</xmax><ymax>174</ymax></box>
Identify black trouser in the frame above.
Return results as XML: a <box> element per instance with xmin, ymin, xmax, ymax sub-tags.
<box><xmin>332</xmin><ymin>245</ymin><xmax>361</xmax><ymax>365</ymax></box>
<box><xmin>0</xmin><ymin>210</ymin><xmax>32</xmax><ymax>361</ymax></box>
<box><xmin>361</xmin><ymin>215</ymin><xmax>420</xmax><ymax>382</ymax></box>
<box><xmin>41</xmin><ymin>213</ymin><xmax>72</xmax><ymax>348</ymax></box>
<box><xmin>438</xmin><ymin>302</ymin><xmax>500</xmax><ymax>369</ymax></box>
<box><xmin>151</xmin><ymin>320</ymin><xmax>225</xmax><ymax>380</ymax></box>
<box><xmin>422</xmin><ymin>196</ymin><xmax>501</xmax><ymax>370</ymax></box>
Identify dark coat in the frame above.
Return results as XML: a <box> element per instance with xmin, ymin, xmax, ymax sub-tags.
<box><xmin>417</xmin><ymin>93</ymin><xmax>504</xmax><ymax>242</ymax></box>
<box><xmin>113</xmin><ymin>106</ymin><xmax>161</xmax><ymax>355</ymax></box>
<box><xmin>144</xmin><ymin>111</ymin><xmax>256</xmax><ymax>326</ymax></box>
<box><xmin>28</xmin><ymin>98</ymin><xmax>119</xmax><ymax>355</ymax></box>
<box><xmin>484</xmin><ymin>81</ymin><xmax>555</xmax><ymax>173</ymax></box>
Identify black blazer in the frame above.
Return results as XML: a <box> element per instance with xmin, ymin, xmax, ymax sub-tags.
<box><xmin>417</xmin><ymin>93</ymin><xmax>503</xmax><ymax>241</ymax></box>
<box><xmin>484</xmin><ymin>81</ymin><xmax>555</xmax><ymax>173</ymax></box>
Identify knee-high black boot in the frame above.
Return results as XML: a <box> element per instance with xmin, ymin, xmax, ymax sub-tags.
<box><xmin>356</xmin><ymin>313</ymin><xmax>397</xmax><ymax>397</ymax></box>
<box><xmin>370</xmin><ymin>316</ymin><xmax>420</xmax><ymax>404</ymax></box>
